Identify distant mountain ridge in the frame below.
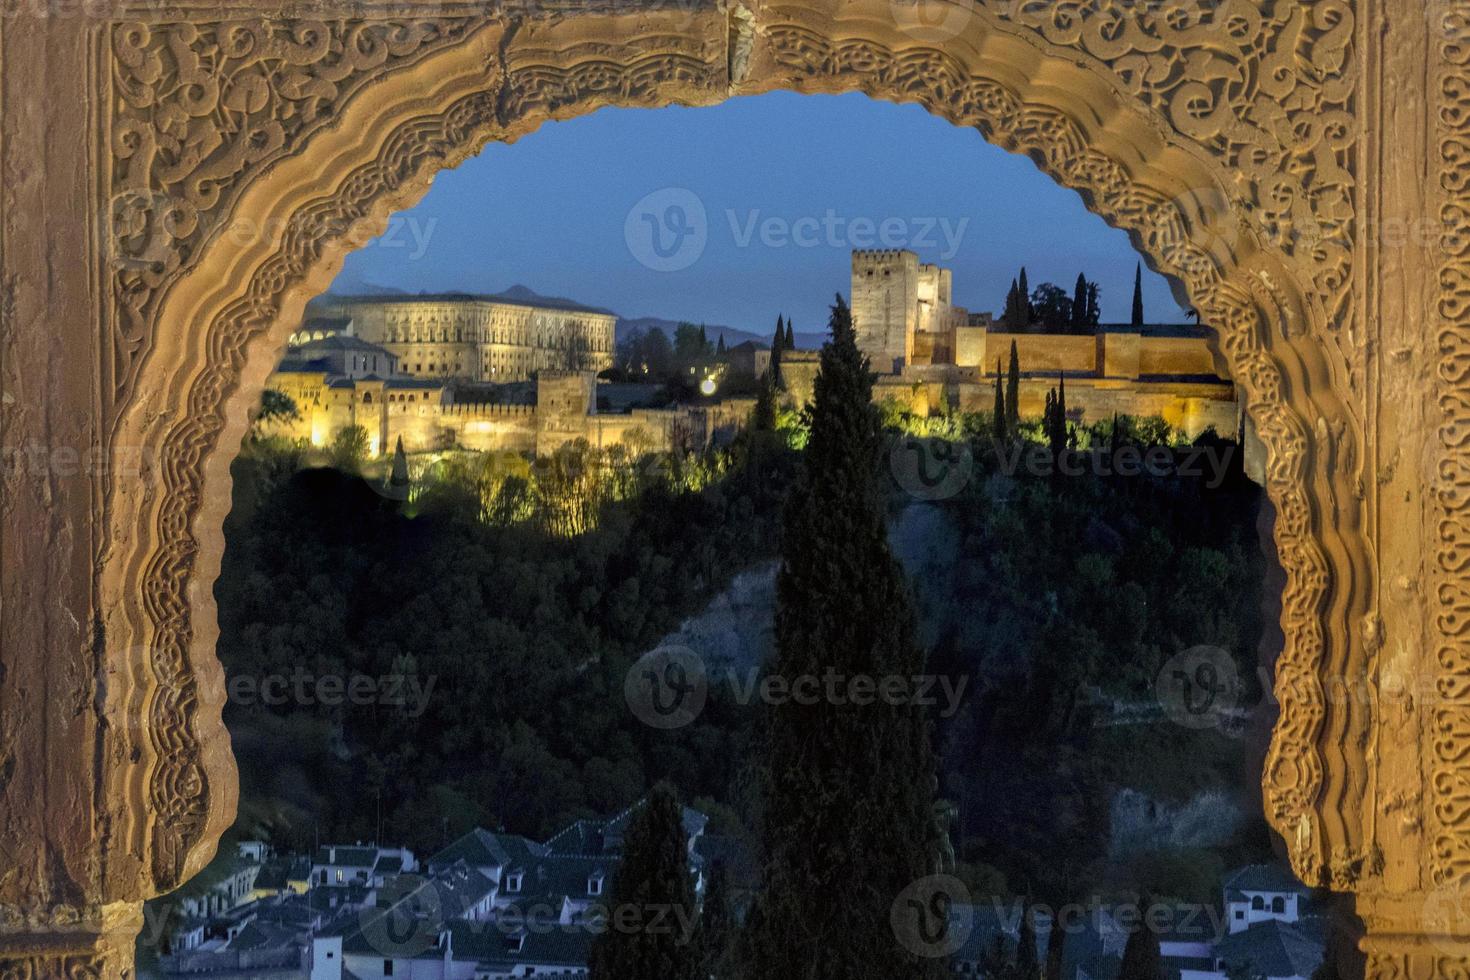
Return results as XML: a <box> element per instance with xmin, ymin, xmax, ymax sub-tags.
<box><xmin>320</xmin><ymin>278</ymin><xmax>823</xmax><ymax>350</ymax></box>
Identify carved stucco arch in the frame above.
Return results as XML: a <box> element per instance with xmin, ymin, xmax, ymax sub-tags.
<box><xmin>11</xmin><ymin>0</ymin><xmax>1465</xmax><ymax>975</ymax></box>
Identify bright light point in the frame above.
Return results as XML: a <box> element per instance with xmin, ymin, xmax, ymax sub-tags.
<box><xmin>699</xmin><ymin>377</ymin><xmax>717</xmax><ymax>396</ymax></box>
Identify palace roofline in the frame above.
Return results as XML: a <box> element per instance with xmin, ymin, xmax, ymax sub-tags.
<box><xmin>319</xmin><ymin>290</ymin><xmax>615</xmax><ymax>316</ymax></box>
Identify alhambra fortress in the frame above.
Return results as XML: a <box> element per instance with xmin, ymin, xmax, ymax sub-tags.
<box><xmin>266</xmin><ymin>251</ymin><xmax>1241</xmax><ymax>457</ymax></box>
<box><xmin>850</xmin><ymin>250</ymin><xmax>1239</xmax><ymax>435</ymax></box>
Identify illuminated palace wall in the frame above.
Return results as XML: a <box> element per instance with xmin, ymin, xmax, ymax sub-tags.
<box><xmin>809</xmin><ymin>250</ymin><xmax>1240</xmax><ymax>439</ymax></box>
<box><xmin>264</xmin><ymin>366</ymin><xmax>755</xmax><ymax>457</ymax></box>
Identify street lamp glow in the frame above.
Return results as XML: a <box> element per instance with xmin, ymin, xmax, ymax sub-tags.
<box><xmin>699</xmin><ymin>376</ymin><xmax>718</xmax><ymax>396</ymax></box>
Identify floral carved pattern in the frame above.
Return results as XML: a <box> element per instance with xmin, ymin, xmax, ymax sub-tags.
<box><xmin>0</xmin><ymin>953</ymin><xmax>110</xmax><ymax>979</ymax></box>
<box><xmin>107</xmin><ymin>16</ymin><xmax>480</xmax><ymax>426</ymax></box>
<box><xmin>988</xmin><ymin>0</ymin><xmax>1358</xmax><ymax>332</ymax></box>
<box><xmin>102</xmin><ymin>0</ymin><xmax>1367</xmax><ymax>903</ymax></box>
<box><xmin>1432</xmin><ymin>0</ymin><xmax>1470</xmax><ymax>891</ymax></box>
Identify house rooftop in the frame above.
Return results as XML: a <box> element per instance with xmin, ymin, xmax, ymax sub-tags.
<box><xmin>313</xmin><ymin>845</ymin><xmax>381</xmax><ymax>867</ymax></box>
<box><xmin>1213</xmin><ymin>918</ymin><xmax>1325</xmax><ymax>979</ymax></box>
<box><xmin>427</xmin><ymin>828</ymin><xmax>546</xmax><ymax>873</ymax></box>
<box><xmin>1224</xmin><ymin>864</ymin><xmax>1311</xmax><ymax>896</ymax></box>
<box><xmin>289</xmin><ymin>333</ymin><xmax>389</xmax><ymax>355</ymax></box>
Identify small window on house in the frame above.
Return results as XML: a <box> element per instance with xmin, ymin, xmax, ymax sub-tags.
<box><xmin>383</xmin><ymin>959</ymin><xmax>394</xmax><ymax>976</ymax></box>
<box><xmin>1251</xmin><ymin>896</ymin><xmax>1264</xmax><ymax>911</ymax></box>
<box><xmin>1272</xmin><ymin>897</ymin><xmax>1285</xmax><ymax>913</ymax></box>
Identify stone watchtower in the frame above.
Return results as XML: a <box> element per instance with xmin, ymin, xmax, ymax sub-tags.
<box><xmin>536</xmin><ymin>370</ymin><xmax>598</xmax><ymax>453</ymax></box>
<box><xmin>850</xmin><ymin>249</ymin><xmax>921</xmax><ymax>373</ymax></box>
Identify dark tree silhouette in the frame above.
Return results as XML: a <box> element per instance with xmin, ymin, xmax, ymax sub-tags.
<box><xmin>588</xmin><ymin>784</ymin><xmax>701</xmax><ymax>980</ymax></box>
<box><xmin>747</xmin><ymin>294</ymin><xmax>944</xmax><ymax>980</ymax></box>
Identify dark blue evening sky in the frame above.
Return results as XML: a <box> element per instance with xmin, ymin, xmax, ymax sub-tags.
<box><xmin>330</xmin><ymin>91</ymin><xmax>1190</xmax><ymax>333</ymax></box>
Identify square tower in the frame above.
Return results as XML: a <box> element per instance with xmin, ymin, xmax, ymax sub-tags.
<box><xmin>851</xmin><ymin>250</ymin><xmax>920</xmax><ymax>373</ymax></box>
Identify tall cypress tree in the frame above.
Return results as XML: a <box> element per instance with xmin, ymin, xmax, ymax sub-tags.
<box><xmin>385</xmin><ymin>436</ymin><xmax>410</xmax><ymax>503</ymax></box>
<box><xmin>1084</xmin><ymin>282</ymin><xmax>1102</xmax><ymax>328</ymax></box>
<box><xmin>1043</xmin><ymin>372</ymin><xmax>1068</xmax><ymax>455</ymax></box>
<box><xmin>1044</xmin><ymin>389</ymin><xmax>1056</xmax><ymax>448</ymax></box>
<box><xmin>770</xmin><ymin>315</ymin><xmax>786</xmax><ymax>390</ymax></box>
<box><xmin>717</xmin><ymin>333</ymin><xmax>727</xmax><ymax>355</ymax></box>
<box><xmin>752</xmin><ymin>369</ymin><xmax>778</xmax><ymax>432</ymax></box>
<box><xmin>699</xmin><ymin>862</ymin><xmax>736</xmax><ymax>980</ymax></box>
<box><xmin>588</xmin><ymin>784</ymin><xmax>700</xmax><ymax>980</ymax></box>
<box><xmin>1117</xmin><ymin>900</ymin><xmax>1164</xmax><ymax>980</ymax></box>
<box><xmin>1056</xmin><ymin>371</ymin><xmax>1067</xmax><ymax>447</ymax></box>
<box><xmin>1002</xmin><ymin>279</ymin><xmax>1021</xmax><ymax>329</ymax></box>
<box><xmin>1018</xmin><ymin>266</ymin><xmax>1031</xmax><ymax>324</ymax></box>
<box><xmin>1071</xmin><ymin>274</ymin><xmax>1089</xmax><ymax>333</ymax></box>
<box><xmin>1131</xmin><ymin>262</ymin><xmax>1145</xmax><ymax>326</ymax></box>
<box><xmin>993</xmin><ymin>361</ymin><xmax>1007</xmax><ymax>442</ymax></box>
<box><xmin>1015</xmin><ymin>905</ymin><xmax>1040</xmax><ymax>980</ymax></box>
<box><xmin>1006</xmin><ymin>340</ymin><xmax>1021</xmax><ymax>431</ymax></box>
<box><xmin>1044</xmin><ymin>911</ymin><xmax>1066</xmax><ymax>980</ymax></box>
<box><xmin>748</xmin><ymin>294</ymin><xmax>944</xmax><ymax>980</ymax></box>
<box><xmin>785</xmin><ymin>319</ymin><xmax>796</xmax><ymax>350</ymax></box>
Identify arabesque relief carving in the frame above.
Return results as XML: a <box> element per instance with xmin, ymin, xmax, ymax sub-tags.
<box><xmin>106</xmin><ymin>0</ymin><xmax>1362</xmax><ymax>917</ymax></box>
<box><xmin>7</xmin><ymin>0</ymin><xmax>1465</xmax><ymax>975</ymax></box>
<box><xmin>1432</xmin><ymin>0</ymin><xmax>1470</xmax><ymax>894</ymax></box>
<box><xmin>108</xmin><ymin>15</ymin><xmax>481</xmax><ymax>419</ymax></box>
<box><xmin>991</xmin><ymin>0</ymin><xmax>1357</xmax><ymax>315</ymax></box>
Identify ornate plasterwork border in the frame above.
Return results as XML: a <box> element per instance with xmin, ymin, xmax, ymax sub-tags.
<box><xmin>106</xmin><ymin>14</ymin><xmax>485</xmax><ymax>426</ymax></box>
<box><xmin>1432</xmin><ymin>0</ymin><xmax>1470</xmax><ymax>889</ymax></box>
<box><xmin>988</xmin><ymin>0</ymin><xmax>1358</xmax><ymax>324</ymax></box>
<box><xmin>98</xmin><ymin>0</ymin><xmax>1368</xmax><ymax>896</ymax></box>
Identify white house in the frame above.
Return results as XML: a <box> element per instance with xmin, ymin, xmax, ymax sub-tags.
<box><xmin>313</xmin><ymin>843</ymin><xmax>417</xmax><ymax>888</ymax></box>
<box><xmin>1173</xmin><ymin>865</ymin><xmax>1324</xmax><ymax>980</ymax></box>
<box><xmin>1222</xmin><ymin>865</ymin><xmax>1307</xmax><ymax>933</ymax></box>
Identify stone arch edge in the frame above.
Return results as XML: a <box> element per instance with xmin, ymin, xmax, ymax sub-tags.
<box><xmin>95</xmin><ymin>0</ymin><xmax>1372</xmax><ymax>937</ymax></box>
